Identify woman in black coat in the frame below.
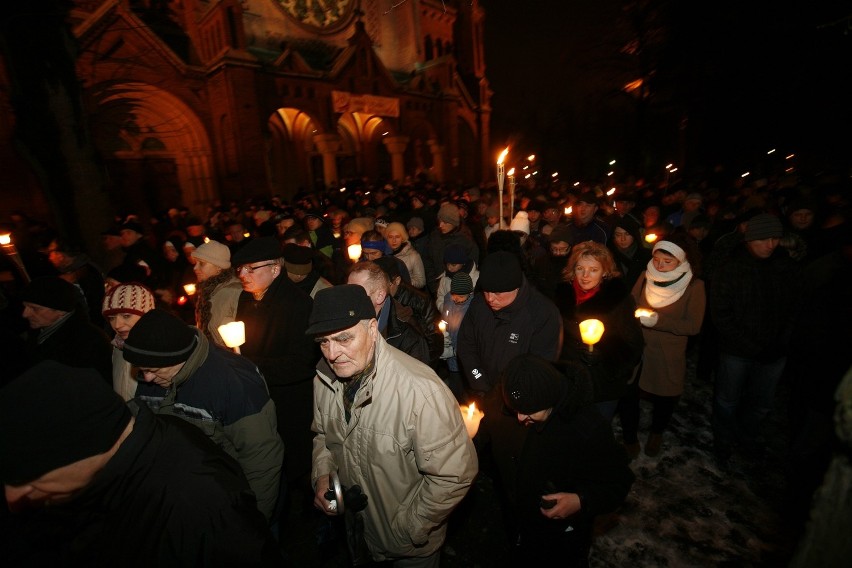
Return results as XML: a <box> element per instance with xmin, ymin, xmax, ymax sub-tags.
<box><xmin>559</xmin><ymin>241</ymin><xmax>644</xmax><ymax>420</ymax></box>
<box><xmin>498</xmin><ymin>354</ymin><xmax>635</xmax><ymax>567</ymax></box>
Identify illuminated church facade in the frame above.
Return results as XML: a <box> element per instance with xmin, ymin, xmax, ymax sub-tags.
<box><xmin>38</xmin><ymin>0</ymin><xmax>492</xmax><ymax>217</ymax></box>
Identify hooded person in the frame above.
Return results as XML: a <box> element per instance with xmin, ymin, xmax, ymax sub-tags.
<box><xmin>498</xmin><ymin>354</ymin><xmax>635</xmax><ymax>565</ymax></box>
<box><xmin>608</xmin><ymin>215</ymin><xmax>652</xmax><ymax>290</ymax></box>
<box><xmin>125</xmin><ymin>309</ymin><xmax>285</xmax><ymax>521</ymax></box>
<box><xmin>0</xmin><ymin>361</ymin><xmax>281</xmax><ymax>565</ymax></box>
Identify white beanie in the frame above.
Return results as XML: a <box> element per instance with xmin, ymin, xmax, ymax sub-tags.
<box><xmin>510</xmin><ymin>211</ymin><xmax>530</xmax><ymax>235</ymax></box>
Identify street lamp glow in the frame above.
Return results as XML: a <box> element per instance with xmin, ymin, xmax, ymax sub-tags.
<box><xmin>524</xmin><ymin>174</ymin><xmax>531</xmax><ymax>179</ymax></box>
<box><xmin>741</xmin><ymin>171</ymin><xmax>750</xmax><ymax>178</ymax></box>
<box><xmin>607</xmin><ymin>171</ymin><xmax>614</xmax><ymax>177</ymax></box>
<box><xmin>551</xmin><ymin>172</ymin><xmax>558</xmax><ymax>177</ymax></box>
<box><xmin>606</xmin><ymin>188</ymin><xmax>616</xmax><ymax>196</ymax></box>
<box><xmin>767</xmin><ymin>148</ymin><xmax>776</xmax><ymax>155</ymax></box>
<box><xmin>665</xmin><ymin>163</ymin><xmax>673</xmax><ymax>170</ymax></box>
<box><xmin>527</xmin><ymin>154</ymin><xmax>535</xmax><ymax>162</ymax></box>
<box><xmin>609</xmin><ymin>160</ymin><xmax>616</xmax><ymax>166</ymax></box>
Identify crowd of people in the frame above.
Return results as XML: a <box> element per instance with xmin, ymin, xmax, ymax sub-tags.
<box><xmin>0</xmin><ymin>168</ymin><xmax>850</xmax><ymax>566</ymax></box>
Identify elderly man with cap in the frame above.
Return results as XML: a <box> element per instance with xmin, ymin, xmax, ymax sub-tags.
<box><xmin>232</xmin><ymin>236</ymin><xmax>319</xmax><ymax>489</ymax></box>
<box><xmin>0</xmin><ymin>361</ymin><xmax>281</xmax><ymax>565</ymax></box>
<box><xmin>102</xmin><ymin>281</ymin><xmax>156</xmax><ymax>400</ymax></box>
<box><xmin>711</xmin><ymin>213</ymin><xmax>801</xmax><ymax>467</ymax></box>
<box><xmin>19</xmin><ymin>276</ymin><xmax>112</xmax><ymax>383</ymax></box>
<box><xmin>308</xmin><ymin>285</ymin><xmax>478</xmax><ymax>567</ymax></box>
<box><xmin>123</xmin><ymin>309</ymin><xmax>285</xmax><ymax>521</ymax></box>
<box><xmin>282</xmin><ymin>242</ymin><xmax>333</xmax><ymax>298</ymax></box>
<box><xmin>457</xmin><ymin>252</ymin><xmax>562</xmax><ymax>439</ymax></box>
<box><xmin>190</xmin><ymin>239</ymin><xmax>243</xmax><ymax>347</ymax></box>
<box><xmin>422</xmin><ymin>202</ymin><xmax>480</xmax><ymax>297</ymax></box>
<box><xmin>498</xmin><ymin>354</ymin><xmax>634</xmax><ymax>565</ymax></box>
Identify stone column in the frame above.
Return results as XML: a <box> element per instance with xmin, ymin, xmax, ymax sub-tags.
<box><xmin>382</xmin><ymin>136</ymin><xmax>410</xmax><ymax>183</ymax></box>
<box><xmin>313</xmin><ymin>133</ymin><xmax>341</xmax><ymax>188</ymax></box>
<box><xmin>427</xmin><ymin>139</ymin><xmax>445</xmax><ymax>182</ymax></box>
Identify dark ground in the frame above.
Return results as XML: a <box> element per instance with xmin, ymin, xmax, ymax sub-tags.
<box><xmin>281</xmin><ymin>360</ymin><xmax>804</xmax><ymax>567</ymax></box>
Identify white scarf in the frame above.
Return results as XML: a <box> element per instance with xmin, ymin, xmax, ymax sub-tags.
<box><xmin>643</xmin><ymin>241</ymin><xmax>693</xmax><ymax>308</ymax></box>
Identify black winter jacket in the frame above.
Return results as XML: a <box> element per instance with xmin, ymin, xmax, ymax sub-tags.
<box><xmin>559</xmin><ymin>277</ymin><xmax>644</xmax><ymax>402</ymax></box>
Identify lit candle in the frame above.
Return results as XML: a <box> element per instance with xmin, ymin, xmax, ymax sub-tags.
<box><xmin>497</xmin><ymin>147</ymin><xmax>508</xmax><ymax>228</ymax></box>
<box><xmin>347</xmin><ymin>243</ymin><xmax>362</xmax><ymax>261</ymax></box>
<box><xmin>564</xmin><ymin>206</ymin><xmax>573</xmax><ymax>215</ymax></box>
<box><xmin>645</xmin><ymin>233</ymin><xmax>658</xmax><ymax>243</ymax></box>
<box><xmin>459</xmin><ymin>402</ymin><xmax>484</xmax><ymax>439</ymax></box>
<box><xmin>183</xmin><ymin>283</ymin><xmax>197</xmax><ymax>296</ymax></box>
<box><xmin>218</xmin><ymin>321</ymin><xmax>246</xmax><ymax>354</ymax></box>
<box><xmin>578</xmin><ymin>319</ymin><xmax>605</xmax><ymax>352</ymax></box>
<box><xmin>438</xmin><ymin>320</ymin><xmax>448</xmax><ymax>333</ymax></box>
<box><xmin>634</xmin><ymin>308</ymin><xmax>655</xmax><ymax>318</ymax></box>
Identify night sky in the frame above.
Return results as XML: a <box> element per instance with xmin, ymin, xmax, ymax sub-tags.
<box><xmin>482</xmin><ymin>1</ymin><xmax>852</xmax><ymax>182</ymax></box>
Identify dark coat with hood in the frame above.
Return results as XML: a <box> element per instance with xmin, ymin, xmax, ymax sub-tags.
<box><xmin>559</xmin><ymin>277</ymin><xmax>644</xmax><ymax>402</ymax></box>
<box><xmin>496</xmin><ymin>359</ymin><xmax>635</xmax><ymax>564</ymax></box>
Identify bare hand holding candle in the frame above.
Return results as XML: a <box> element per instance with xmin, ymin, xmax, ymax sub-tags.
<box><xmin>578</xmin><ymin>319</ymin><xmax>605</xmax><ymax>352</ymax></box>
<box><xmin>460</xmin><ymin>402</ymin><xmax>484</xmax><ymax>439</ymax></box>
<box><xmin>218</xmin><ymin>321</ymin><xmax>245</xmax><ymax>354</ymax></box>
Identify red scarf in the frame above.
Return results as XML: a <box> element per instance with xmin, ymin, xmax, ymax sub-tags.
<box><xmin>573</xmin><ymin>278</ymin><xmax>600</xmax><ymax>305</ymax></box>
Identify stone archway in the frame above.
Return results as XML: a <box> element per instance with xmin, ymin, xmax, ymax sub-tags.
<box><xmin>90</xmin><ymin>82</ymin><xmax>216</xmax><ymax>218</ymax></box>
<box><xmin>268</xmin><ymin>107</ymin><xmax>324</xmax><ymax>198</ymax></box>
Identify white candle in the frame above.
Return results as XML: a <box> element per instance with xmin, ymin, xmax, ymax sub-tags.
<box><xmin>460</xmin><ymin>402</ymin><xmax>484</xmax><ymax>439</ymax></box>
<box><xmin>578</xmin><ymin>319</ymin><xmax>605</xmax><ymax>352</ymax></box>
<box><xmin>218</xmin><ymin>321</ymin><xmax>246</xmax><ymax>354</ymax></box>
<box><xmin>347</xmin><ymin>243</ymin><xmax>362</xmax><ymax>261</ymax></box>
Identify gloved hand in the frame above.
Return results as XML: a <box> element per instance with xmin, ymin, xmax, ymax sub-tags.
<box><xmin>639</xmin><ymin>312</ymin><xmax>659</xmax><ymax>327</ymax></box>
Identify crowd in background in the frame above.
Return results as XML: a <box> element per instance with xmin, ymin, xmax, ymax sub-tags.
<box><xmin>1</xmin><ymin>167</ymin><xmax>850</xmax><ymax>565</ymax></box>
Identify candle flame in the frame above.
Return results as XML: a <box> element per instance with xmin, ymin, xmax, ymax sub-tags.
<box><xmin>507</xmin><ymin>168</ymin><xmax>515</xmax><ymax>176</ymax></box>
<box><xmin>497</xmin><ymin>147</ymin><xmax>509</xmax><ymax>165</ymax></box>
<box><xmin>467</xmin><ymin>402</ymin><xmax>476</xmax><ymax>419</ymax></box>
<box><xmin>645</xmin><ymin>233</ymin><xmax>658</xmax><ymax>243</ymax></box>
<box><xmin>0</xmin><ymin>233</ymin><xmax>10</xmax><ymax>246</ymax></box>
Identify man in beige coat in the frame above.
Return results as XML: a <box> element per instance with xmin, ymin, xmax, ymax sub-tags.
<box><xmin>309</xmin><ymin>285</ymin><xmax>478</xmax><ymax>567</ymax></box>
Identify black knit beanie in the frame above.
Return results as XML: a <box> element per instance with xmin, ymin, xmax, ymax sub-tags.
<box><xmin>0</xmin><ymin>361</ymin><xmax>131</xmax><ymax>485</ymax></box>
<box><xmin>478</xmin><ymin>251</ymin><xmax>522</xmax><ymax>292</ymax></box>
<box><xmin>123</xmin><ymin>309</ymin><xmax>198</xmax><ymax>367</ymax></box>
<box><xmin>20</xmin><ymin>276</ymin><xmax>78</xmax><ymax>312</ymax></box>
<box><xmin>502</xmin><ymin>354</ymin><xmax>567</xmax><ymax>414</ymax></box>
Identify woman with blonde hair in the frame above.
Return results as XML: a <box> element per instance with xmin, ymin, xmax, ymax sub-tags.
<box><xmin>559</xmin><ymin>241</ymin><xmax>644</xmax><ymax>421</ymax></box>
<box><xmin>386</xmin><ymin>221</ymin><xmax>426</xmax><ymax>289</ymax></box>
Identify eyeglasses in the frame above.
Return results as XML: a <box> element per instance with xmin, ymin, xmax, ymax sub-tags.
<box><xmin>236</xmin><ymin>262</ymin><xmax>276</xmax><ymax>274</ymax></box>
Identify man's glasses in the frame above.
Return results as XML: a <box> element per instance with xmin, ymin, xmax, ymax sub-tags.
<box><xmin>237</xmin><ymin>262</ymin><xmax>276</xmax><ymax>274</ymax></box>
